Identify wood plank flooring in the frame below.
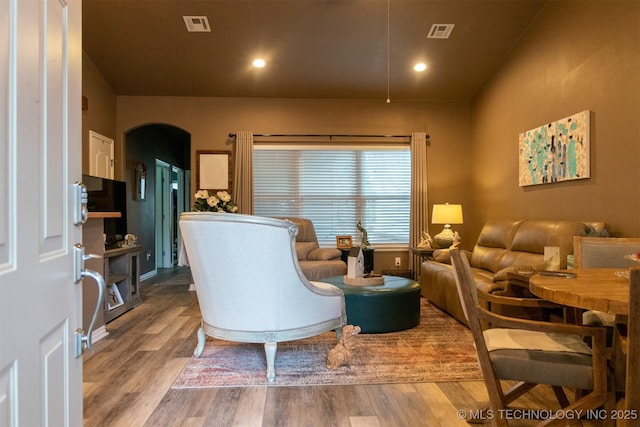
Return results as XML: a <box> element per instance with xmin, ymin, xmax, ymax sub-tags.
<box><xmin>83</xmin><ymin>269</ymin><xmax>607</xmax><ymax>426</ymax></box>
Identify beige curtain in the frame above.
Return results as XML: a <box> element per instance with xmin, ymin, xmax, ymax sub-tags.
<box><xmin>232</xmin><ymin>131</ymin><xmax>254</xmax><ymax>214</ymax></box>
<box><xmin>410</xmin><ymin>132</ymin><xmax>429</xmax><ymax>273</ymax></box>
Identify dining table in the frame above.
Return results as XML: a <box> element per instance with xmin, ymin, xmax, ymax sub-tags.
<box><xmin>529</xmin><ymin>268</ymin><xmax>638</xmax><ymax>425</ymax></box>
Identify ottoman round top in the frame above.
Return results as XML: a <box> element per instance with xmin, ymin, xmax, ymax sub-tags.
<box><xmin>321</xmin><ymin>275</ymin><xmax>420</xmax><ymax>295</ymax></box>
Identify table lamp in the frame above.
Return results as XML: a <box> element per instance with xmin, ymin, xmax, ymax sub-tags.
<box><xmin>431</xmin><ymin>203</ymin><xmax>463</xmax><ymax>248</ymax></box>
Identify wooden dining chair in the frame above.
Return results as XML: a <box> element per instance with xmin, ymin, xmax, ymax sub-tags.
<box><xmin>450</xmin><ymin>248</ymin><xmax>610</xmax><ymax>426</ymax></box>
<box><xmin>573</xmin><ymin>236</ymin><xmax>640</xmax><ymax>328</ymax></box>
<box><xmin>613</xmin><ymin>267</ymin><xmax>640</xmax><ymax>426</ymax></box>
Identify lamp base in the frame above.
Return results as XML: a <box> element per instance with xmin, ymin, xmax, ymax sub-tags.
<box><xmin>433</xmin><ymin>226</ymin><xmax>454</xmax><ymax>249</ymax></box>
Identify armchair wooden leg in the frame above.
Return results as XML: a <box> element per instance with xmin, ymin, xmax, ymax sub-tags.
<box><xmin>264</xmin><ymin>341</ymin><xmax>277</xmax><ymax>382</ymax></box>
<box><xmin>193</xmin><ymin>327</ymin><xmax>206</xmax><ymax>357</ymax></box>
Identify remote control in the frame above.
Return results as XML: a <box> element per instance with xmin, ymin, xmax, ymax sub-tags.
<box><xmin>537</xmin><ymin>271</ymin><xmax>577</xmax><ymax>278</ymax></box>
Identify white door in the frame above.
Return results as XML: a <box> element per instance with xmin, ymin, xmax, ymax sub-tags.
<box><xmin>155</xmin><ymin>160</ymin><xmax>172</xmax><ymax>268</ymax></box>
<box><xmin>0</xmin><ymin>1</ymin><xmax>83</xmax><ymax>426</ymax></box>
<box><xmin>171</xmin><ymin>166</ymin><xmax>185</xmax><ymax>264</ymax></box>
<box><xmin>89</xmin><ymin>130</ymin><xmax>114</xmax><ymax>179</ymax></box>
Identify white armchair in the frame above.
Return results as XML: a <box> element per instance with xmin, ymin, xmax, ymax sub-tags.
<box><xmin>179</xmin><ymin>212</ymin><xmax>346</xmax><ymax>382</ymax></box>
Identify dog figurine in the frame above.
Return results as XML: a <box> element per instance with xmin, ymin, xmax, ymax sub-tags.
<box><xmin>326</xmin><ymin>325</ymin><xmax>361</xmax><ymax>369</ymax></box>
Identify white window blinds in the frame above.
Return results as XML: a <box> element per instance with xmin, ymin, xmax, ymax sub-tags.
<box><xmin>254</xmin><ymin>145</ymin><xmax>411</xmax><ymax>247</ymax></box>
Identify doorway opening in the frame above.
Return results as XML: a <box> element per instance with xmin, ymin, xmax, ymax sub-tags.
<box><xmin>155</xmin><ymin>161</ymin><xmax>188</xmax><ymax>268</ymax></box>
<box><xmin>125</xmin><ymin>124</ymin><xmax>190</xmax><ymax>279</ymax></box>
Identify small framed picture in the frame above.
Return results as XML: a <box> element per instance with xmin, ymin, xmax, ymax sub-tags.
<box><xmin>107</xmin><ymin>284</ymin><xmax>124</xmax><ymax>310</ymax></box>
<box><xmin>336</xmin><ymin>235</ymin><xmax>353</xmax><ymax>249</ymax></box>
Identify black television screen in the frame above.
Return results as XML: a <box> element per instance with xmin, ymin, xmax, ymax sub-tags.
<box><xmin>83</xmin><ymin>174</ymin><xmax>127</xmax><ymax>240</ymax></box>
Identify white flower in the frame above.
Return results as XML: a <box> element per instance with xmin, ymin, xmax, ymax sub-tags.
<box><xmin>195</xmin><ymin>189</ymin><xmax>209</xmax><ymax>199</ymax></box>
<box><xmin>217</xmin><ymin>191</ymin><xmax>231</xmax><ymax>202</ymax></box>
<box><xmin>193</xmin><ymin>188</ymin><xmax>237</xmax><ymax>213</ymax></box>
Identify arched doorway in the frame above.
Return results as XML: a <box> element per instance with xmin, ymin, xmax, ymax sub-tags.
<box><xmin>125</xmin><ymin>124</ymin><xmax>191</xmax><ymax>279</ymax></box>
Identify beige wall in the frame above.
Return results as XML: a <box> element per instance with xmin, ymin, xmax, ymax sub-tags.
<box><xmin>116</xmin><ymin>97</ymin><xmax>473</xmax><ymax>247</ymax></box>
<box><xmin>470</xmin><ymin>1</ymin><xmax>640</xmax><ymax>241</ymax></box>
<box><xmin>82</xmin><ymin>51</ymin><xmax>118</xmax><ymax>177</ymax></box>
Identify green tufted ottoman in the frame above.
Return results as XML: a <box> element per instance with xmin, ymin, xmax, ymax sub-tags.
<box><xmin>321</xmin><ymin>275</ymin><xmax>421</xmax><ymax>333</ymax></box>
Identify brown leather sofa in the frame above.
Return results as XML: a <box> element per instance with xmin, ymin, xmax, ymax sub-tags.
<box><xmin>420</xmin><ymin>219</ymin><xmax>608</xmax><ymax>325</ymax></box>
<box><xmin>277</xmin><ymin>217</ymin><xmax>347</xmax><ymax>281</ymax></box>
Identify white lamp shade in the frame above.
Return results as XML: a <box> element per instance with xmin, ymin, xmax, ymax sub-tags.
<box><xmin>431</xmin><ymin>203</ymin><xmax>463</xmax><ymax>225</ymax></box>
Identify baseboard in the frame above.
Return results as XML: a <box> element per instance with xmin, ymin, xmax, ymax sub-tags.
<box><xmin>140</xmin><ymin>270</ymin><xmax>157</xmax><ymax>282</ymax></box>
<box><xmin>91</xmin><ymin>325</ymin><xmax>109</xmax><ymax>343</ymax></box>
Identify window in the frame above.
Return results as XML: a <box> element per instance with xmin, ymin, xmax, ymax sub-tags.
<box><xmin>254</xmin><ymin>145</ymin><xmax>411</xmax><ymax>247</ymax></box>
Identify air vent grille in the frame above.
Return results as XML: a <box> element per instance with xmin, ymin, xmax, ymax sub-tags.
<box><xmin>427</xmin><ymin>24</ymin><xmax>454</xmax><ymax>39</ymax></box>
<box><xmin>183</xmin><ymin>16</ymin><xmax>211</xmax><ymax>32</ymax></box>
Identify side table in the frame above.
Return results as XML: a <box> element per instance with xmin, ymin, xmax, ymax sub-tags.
<box><xmin>339</xmin><ymin>247</ymin><xmax>374</xmax><ymax>274</ymax></box>
<box><xmin>410</xmin><ymin>247</ymin><xmax>436</xmax><ymax>281</ymax></box>
<box><xmin>410</xmin><ymin>247</ymin><xmax>435</xmax><ymax>261</ymax></box>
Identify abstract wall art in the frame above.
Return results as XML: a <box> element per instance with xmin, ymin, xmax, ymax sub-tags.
<box><xmin>518</xmin><ymin>110</ymin><xmax>590</xmax><ymax>186</ymax></box>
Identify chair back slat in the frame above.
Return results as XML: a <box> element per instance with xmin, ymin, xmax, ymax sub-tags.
<box><xmin>574</xmin><ymin>236</ymin><xmax>640</xmax><ymax>269</ymax></box>
<box><xmin>627</xmin><ymin>267</ymin><xmax>640</xmax><ymax>411</ymax></box>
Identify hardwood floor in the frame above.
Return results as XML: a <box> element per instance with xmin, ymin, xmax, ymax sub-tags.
<box><xmin>83</xmin><ymin>269</ymin><xmax>607</xmax><ymax>426</ymax></box>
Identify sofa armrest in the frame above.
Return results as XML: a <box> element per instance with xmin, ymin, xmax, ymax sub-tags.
<box><xmin>308</xmin><ymin>247</ymin><xmax>342</xmax><ymax>261</ymax></box>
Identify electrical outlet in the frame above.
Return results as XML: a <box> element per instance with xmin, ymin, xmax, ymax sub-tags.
<box><xmin>395</xmin><ymin>257</ymin><xmax>401</xmax><ymax>267</ymax></box>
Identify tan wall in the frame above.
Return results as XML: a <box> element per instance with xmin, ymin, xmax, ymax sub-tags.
<box><xmin>116</xmin><ymin>97</ymin><xmax>473</xmax><ymax>247</ymax></box>
<box><xmin>470</xmin><ymin>0</ymin><xmax>640</xmax><ymax>241</ymax></box>
<box><xmin>82</xmin><ymin>51</ymin><xmax>118</xmax><ymax>177</ymax></box>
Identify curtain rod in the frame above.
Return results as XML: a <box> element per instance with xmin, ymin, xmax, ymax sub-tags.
<box><xmin>228</xmin><ymin>133</ymin><xmax>429</xmax><ymax>140</ymax></box>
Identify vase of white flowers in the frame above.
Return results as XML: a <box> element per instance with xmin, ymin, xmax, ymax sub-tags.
<box><xmin>193</xmin><ymin>190</ymin><xmax>238</xmax><ymax>213</ymax></box>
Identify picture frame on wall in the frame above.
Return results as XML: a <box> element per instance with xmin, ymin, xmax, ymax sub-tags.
<box><xmin>518</xmin><ymin>110</ymin><xmax>591</xmax><ymax>186</ymax></box>
<box><xmin>196</xmin><ymin>150</ymin><xmax>233</xmax><ymax>192</ymax></box>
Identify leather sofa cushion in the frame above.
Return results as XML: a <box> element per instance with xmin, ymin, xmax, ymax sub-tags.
<box><xmin>471</xmin><ymin>246</ymin><xmax>508</xmax><ymax>273</ymax></box>
<box><xmin>506</xmin><ymin>221</ymin><xmax>588</xmax><ymax>269</ymax></box>
<box><xmin>296</xmin><ymin>241</ymin><xmax>318</xmax><ymax>261</ymax></box>
<box><xmin>471</xmin><ymin>220</ymin><xmax>523</xmax><ymax>273</ymax></box>
<box><xmin>476</xmin><ymin>219</ymin><xmax>524</xmax><ymax>249</ymax></box>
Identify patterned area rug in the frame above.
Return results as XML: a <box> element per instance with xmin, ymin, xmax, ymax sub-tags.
<box><xmin>172</xmin><ymin>299</ymin><xmax>482</xmax><ymax>388</ymax></box>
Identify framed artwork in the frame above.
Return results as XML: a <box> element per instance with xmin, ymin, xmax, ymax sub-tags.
<box><xmin>107</xmin><ymin>284</ymin><xmax>124</xmax><ymax>310</ymax></box>
<box><xmin>196</xmin><ymin>150</ymin><xmax>232</xmax><ymax>192</ymax></box>
<box><xmin>336</xmin><ymin>235</ymin><xmax>353</xmax><ymax>249</ymax></box>
<box><xmin>518</xmin><ymin>110</ymin><xmax>590</xmax><ymax>186</ymax></box>
<box><xmin>134</xmin><ymin>162</ymin><xmax>146</xmax><ymax>201</ymax></box>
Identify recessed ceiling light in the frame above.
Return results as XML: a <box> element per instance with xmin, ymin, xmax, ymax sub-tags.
<box><xmin>414</xmin><ymin>63</ymin><xmax>427</xmax><ymax>72</ymax></box>
<box><xmin>252</xmin><ymin>59</ymin><xmax>266</xmax><ymax>68</ymax></box>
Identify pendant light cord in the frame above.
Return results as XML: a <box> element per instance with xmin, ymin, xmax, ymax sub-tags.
<box><xmin>386</xmin><ymin>0</ymin><xmax>391</xmax><ymax>103</ymax></box>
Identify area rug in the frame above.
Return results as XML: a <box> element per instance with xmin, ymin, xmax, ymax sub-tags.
<box><xmin>171</xmin><ymin>299</ymin><xmax>482</xmax><ymax>388</ymax></box>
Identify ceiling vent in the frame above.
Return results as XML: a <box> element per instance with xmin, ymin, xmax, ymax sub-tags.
<box><xmin>183</xmin><ymin>16</ymin><xmax>211</xmax><ymax>32</ymax></box>
<box><xmin>427</xmin><ymin>24</ymin><xmax>454</xmax><ymax>39</ymax></box>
